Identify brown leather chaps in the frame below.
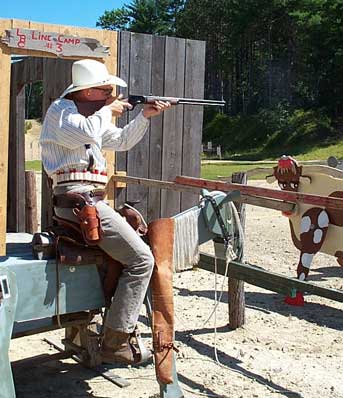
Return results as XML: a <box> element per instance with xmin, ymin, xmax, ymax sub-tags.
<box><xmin>147</xmin><ymin>218</ymin><xmax>175</xmax><ymax>384</ymax></box>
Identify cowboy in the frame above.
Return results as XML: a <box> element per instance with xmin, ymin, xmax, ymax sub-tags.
<box><xmin>40</xmin><ymin>59</ymin><xmax>171</xmax><ymax>365</ymax></box>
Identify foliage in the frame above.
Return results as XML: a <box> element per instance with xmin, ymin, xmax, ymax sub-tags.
<box><xmin>204</xmin><ymin>105</ymin><xmax>339</xmax><ymax>157</ymax></box>
<box><xmin>24</xmin><ymin>120</ymin><xmax>32</xmax><ymax>134</ymax></box>
<box><xmin>96</xmin><ymin>0</ymin><xmax>343</xmax><ymax>156</ymax></box>
<box><xmin>201</xmin><ymin>137</ymin><xmax>343</xmax><ymax>180</ymax></box>
<box><xmin>96</xmin><ymin>0</ymin><xmax>184</xmax><ymax>35</ymax></box>
<box><xmin>264</xmin><ymin>107</ymin><xmax>337</xmax><ymax>149</ymax></box>
<box><xmin>25</xmin><ymin>82</ymin><xmax>43</xmax><ymax>119</ymax></box>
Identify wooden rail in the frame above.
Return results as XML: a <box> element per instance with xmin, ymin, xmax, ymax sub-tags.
<box><xmin>175</xmin><ymin>176</ymin><xmax>343</xmax><ymax>210</ymax></box>
<box><xmin>198</xmin><ymin>253</ymin><xmax>343</xmax><ymax>329</ymax></box>
<box><xmin>112</xmin><ymin>175</ymin><xmax>295</xmax><ymax>212</ymax></box>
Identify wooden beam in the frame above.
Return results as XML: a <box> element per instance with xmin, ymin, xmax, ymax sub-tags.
<box><xmin>175</xmin><ymin>176</ymin><xmax>343</xmax><ymax>210</ymax></box>
<box><xmin>0</xmin><ymin>19</ymin><xmax>12</xmax><ymax>255</ymax></box>
<box><xmin>25</xmin><ymin>171</ymin><xmax>38</xmax><ymax>234</ymax></box>
<box><xmin>198</xmin><ymin>253</ymin><xmax>343</xmax><ymax>303</ymax></box>
<box><xmin>229</xmin><ymin>172</ymin><xmax>246</xmax><ymax>329</ymax></box>
<box><xmin>112</xmin><ymin>174</ymin><xmax>295</xmax><ymax>212</ymax></box>
<box><xmin>102</xmin><ymin>29</ymin><xmax>117</xmax><ymax>209</ymax></box>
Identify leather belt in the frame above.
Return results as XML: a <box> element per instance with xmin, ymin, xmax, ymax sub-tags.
<box><xmin>53</xmin><ymin>190</ymin><xmax>105</xmax><ymax>209</ymax></box>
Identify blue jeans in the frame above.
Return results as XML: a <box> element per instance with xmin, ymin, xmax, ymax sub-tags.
<box><xmin>54</xmin><ymin>184</ymin><xmax>154</xmax><ymax>333</ymax></box>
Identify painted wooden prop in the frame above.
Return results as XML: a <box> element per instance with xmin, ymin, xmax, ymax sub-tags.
<box><xmin>1</xmin><ymin>28</ymin><xmax>110</xmax><ymax>58</ymax></box>
<box><xmin>266</xmin><ymin>155</ymin><xmax>343</xmax><ymax>306</ymax></box>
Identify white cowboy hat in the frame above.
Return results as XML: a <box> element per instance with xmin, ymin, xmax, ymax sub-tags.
<box><xmin>60</xmin><ymin>59</ymin><xmax>127</xmax><ymax>98</ymax></box>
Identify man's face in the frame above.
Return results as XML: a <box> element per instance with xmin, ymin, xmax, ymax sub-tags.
<box><xmin>88</xmin><ymin>85</ymin><xmax>114</xmax><ymax>100</ymax></box>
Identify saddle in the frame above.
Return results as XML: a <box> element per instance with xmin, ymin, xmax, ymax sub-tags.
<box><xmin>32</xmin><ymin>193</ymin><xmax>147</xmax><ymax>306</ymax></box>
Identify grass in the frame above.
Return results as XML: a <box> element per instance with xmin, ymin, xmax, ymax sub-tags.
<box><xmin>290</xmin><ymin>140</ymin><xmax>343</xmax><ymax>160</ymax></box>
<box><xmin>221</xmin><ymin>138</ymin><xmax>343</xmax><ymax>162</ymax></box>
<box><xmin>201</xmin><ymin>139</ymin><xmax>343</xmax><ymax>180</ymax></box>
<box><xmin>201</xmin><ymin>162</ymin><xmax>275</xmax><ymax>180</ymax></box>
<box><xmin>25</xmin><ymin>160</ymin><xmax>42</xmax><ymax>172</ymax></box>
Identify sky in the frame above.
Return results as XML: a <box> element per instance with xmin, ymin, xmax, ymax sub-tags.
<box><xmin>0</xmin><ymin>0</ymin><xmax>126</xmax><ymax>29</ymax></box>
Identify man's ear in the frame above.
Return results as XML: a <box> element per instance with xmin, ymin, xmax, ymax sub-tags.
<box><xmin>299</xmin><ymin>176</ymin><xmax>311</xmax><ymax>185</ymax></box>
<box><xmin>266</xmin><ymin>175</ymin><xmax>276</xmax><ymax>184</ymax></box>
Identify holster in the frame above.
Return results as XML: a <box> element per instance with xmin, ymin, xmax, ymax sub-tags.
<box><xmin>53</xmin><ymin>192</ymin><xmax>104</xmax><ymax>246</ymax></box>
<box><xmin>74</xmin><ymin>204</ymin><xmax>103</xmax><ymax>246</ymax></box>
<box><xmin>148</xmin><ymin>218</ymin><xmax>175</xmax><ymax>385</ymax></box>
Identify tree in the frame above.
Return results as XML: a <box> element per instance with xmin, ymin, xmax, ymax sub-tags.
<box><xmin>96</xmin><ymin>0</ymin><xmax>185</xmax><ymax>35</ymax></box>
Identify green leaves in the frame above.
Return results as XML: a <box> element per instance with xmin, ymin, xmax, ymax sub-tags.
<box><xmin>96</xmin><ymin>0</ymin><xmax>185</xmax><ymax>35</ymax></box>
<box><xmin>95</xmin><ymin>0</ymin><xmax>343</xmax><ymax>153</ymax></box>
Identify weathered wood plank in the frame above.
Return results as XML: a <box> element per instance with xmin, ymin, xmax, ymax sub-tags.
<box><xmin>8</xmin><ymin>78</ymin><xmax>26</xmax><ymax>232</ymax></box>
<box><xmin>2</xmin><ymin>28</ymin><xmax>109</xmax><ymax>58</ymax></box>
<box><xmin>228</xmin><ymin>172</ymin><xmax>247</xmax><ymax>329</ymax></box>
<box><xmin>198</xmin><ymin>254</ymin><xmax>343</xmax><ymax>303</ymax></box>
<box><xmin>115</xmin><ymin>31</ymin><xmax>131</xmax><ymax>207</ymax></box>
<box><xmin>161</xmin><ymin>37</ymin><xmax>186</xmax><ymax>218</ymax></box>
<box><xmin>181</xmin><ymin>39</ymin><xmax>205</xmax><ymax>212</ymax></box>
<box><xmin>148</xmin><ymin>35</ymin><xmax>165</xmax><ymax>221</ymax></box>
<box><xmin>112</xmin><ymin>175</ymin><xmax>295</xmax><ymax>212</ymax></box>
<box><xmin>0</xmin><ymin>19</ymin><xmax>12</xmax><ymax>255</ymax></box>
<box><xmin>41</xmin><ymin>56</ymin><xmax>58</xmax><ymax>231</ymax></box>
<box><xmin>23</xmin><ymin>57</ymin><xmax>43</xmax><ymax>83</ymax></box>
<box><xmin>127</xmin><ymin>33</ymin><xmax>152</xmax><ymax>219</ymax></box>
<box><xmin>102</xmin><ymin>29</ymin><xmax>117</xmax><ymax>209</ymax></box>
<box><xmin>41</xmin><ymin>56</ymin><xmax>74</xmax><ymax>230</ymax></box>
<box><xmin>25</xmin><ymin>171</ymin><xmax>38</xmax><ymax>234</ymax></box>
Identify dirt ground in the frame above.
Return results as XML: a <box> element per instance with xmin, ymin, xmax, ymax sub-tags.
<box><xmin>9</xmin><ymin>181</ymin><xmax>343</xmax><ymax>398</ymax></box>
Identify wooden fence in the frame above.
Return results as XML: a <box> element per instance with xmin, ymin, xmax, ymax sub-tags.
<box><xmin>116</xmin><ymin>32</ymin><xmax>206</xmax><ymax>220</ymax></box>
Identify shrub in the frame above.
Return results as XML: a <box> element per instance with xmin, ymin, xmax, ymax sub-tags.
<box><xmin>203</xmin><ymin>104</ymin><xmax>338</xmax><ymax>157</ymax></box>
<box><xmin>25</xmin><ymin>120</ymin><xmax>32</xmax><ymax>134</ymax></box>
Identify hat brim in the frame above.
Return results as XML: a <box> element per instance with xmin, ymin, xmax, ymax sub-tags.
<box><xmin>60</xmin><ymin>75</ymin><xmax>127</xmax><ymax>98</ymax></box>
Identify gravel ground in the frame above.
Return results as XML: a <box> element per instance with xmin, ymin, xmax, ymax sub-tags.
<box><xmin>9</xmin><ymin>181</ymin><xmax>343</xmax><ymax>398</ymax></box>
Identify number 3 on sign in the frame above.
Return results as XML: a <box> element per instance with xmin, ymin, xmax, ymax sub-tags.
<box><xmin>56</xmin><ymin>43</ymin><xmax>63</xmax><ymax>52</ymax></box>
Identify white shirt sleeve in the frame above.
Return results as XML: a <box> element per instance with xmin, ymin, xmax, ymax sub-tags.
<box><xmin>40</xmin><ymin>99</ymin><xmax>115</xmax><ymax>149</ymax></box>
<box><xmin>101</xmin><ymin>111</ymin><xmax>150</xmax><ymax>151</ymax></box>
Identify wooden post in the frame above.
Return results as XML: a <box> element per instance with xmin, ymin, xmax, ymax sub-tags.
<box><xmin>228</xmin><ymin>172</ymin><xmax>247</xmax><ymax>329</ymax></box>
<box><xmin>0</xmin><ymin>19</ymin><xmax>12</xmax><ymax>255</ymax></box>
<box><xmin>8</xmin><ymin>78</ymin><xmax>26</xmax><ymax>232</ymax></box>
<box><xmin>25</xmin><ymin>171</ymin><xmax>38</xmax><ymax>234</ymax></box>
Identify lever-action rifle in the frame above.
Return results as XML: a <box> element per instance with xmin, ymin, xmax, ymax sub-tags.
<box><xmin>128</xmin><ymin>95</ymin><xmax>225</xmax><ymax>110</ymax></box>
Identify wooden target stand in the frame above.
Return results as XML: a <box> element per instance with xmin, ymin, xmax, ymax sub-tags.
<box><xmin>0</xmin><ymin>18</ymin><xmax>117</xmax><ymax>257</ymax></box>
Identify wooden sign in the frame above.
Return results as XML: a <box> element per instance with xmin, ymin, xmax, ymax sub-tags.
<box><xmin>1</xmin><ymin>28</ymin><xmax>110</xmax><ymax>58</ymax></box>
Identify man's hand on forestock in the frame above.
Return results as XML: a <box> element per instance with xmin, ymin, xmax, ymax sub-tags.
<box><xmin>142</xmin><ymin>100</ymin><xmax>171</xmax><ymax>118</ymax></box>
<box><xmin>105</xmin><ymin>94</ymin><xmax>133</xmax><ymax>117</ymax></box>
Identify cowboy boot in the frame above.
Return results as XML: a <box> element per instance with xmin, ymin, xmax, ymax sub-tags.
<box><xmin>101</xmin><ymin>327</ymin><xmax>152</xmax><ymax>365</ymax></box>
<box><xmin>101</xmin><ymin>327</ymin><xmax>138</xmax><ymax>365</ymax></box>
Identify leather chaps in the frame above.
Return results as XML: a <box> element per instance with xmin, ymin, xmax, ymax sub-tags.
<box><xmin>147</xmin><ymin>218</ymin><xmax>176</xmax><ymax>384</ymax></box>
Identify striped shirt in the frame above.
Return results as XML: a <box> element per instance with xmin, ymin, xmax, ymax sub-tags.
<box><xmin>40</xmin><ymin>98</ymin><xmax>149</xmax><ymax>177</ymax></box>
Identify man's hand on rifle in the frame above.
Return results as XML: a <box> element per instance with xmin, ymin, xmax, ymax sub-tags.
<box><xmin>142</xmin><ymin>100</ymin><xmax>171</xmax><ymax>118</ymax></box>
<box><xmin>105</xmin><ymin>95</ymin><xmax>171</xmax><ymax>118</ymax></box>
<box><xmin>105</xmin><ymin>94</ymin><xmax>133</xmax><ymax>117</ymax></box>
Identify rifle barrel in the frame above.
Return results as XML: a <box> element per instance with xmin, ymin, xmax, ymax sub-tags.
<box><xmin>177</xmin><ymin>98</ymin><xmax>225</xmax><ymax>106</ymax></box>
